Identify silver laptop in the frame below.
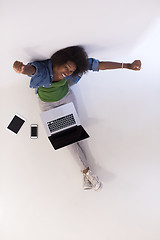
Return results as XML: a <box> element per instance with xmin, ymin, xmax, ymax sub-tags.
<box><xmin>40</xmin><ymin>102</ymin><xmax>89</xmax><ymax>150</ymax></box>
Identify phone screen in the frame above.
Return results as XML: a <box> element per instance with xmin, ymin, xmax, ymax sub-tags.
<box><xmin>7</xmin><ymin>115</ymin><xmax>25</xmax><ymax>134</ymax></box>
<box><xmin>31</xmin><ymin>125</ymin><xmax>38</xmax><ymax>138</ymax></box>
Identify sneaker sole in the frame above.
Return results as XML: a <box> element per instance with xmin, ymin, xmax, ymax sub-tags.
<box><xmin>83</xmin><ymin>186</ymin><xmax>93</xmax><ymax>190</ymax></box>
<box><xmin>94</xmin><ymin>182</ymin><xmax>103</xmax><ymax>191</ymax></box>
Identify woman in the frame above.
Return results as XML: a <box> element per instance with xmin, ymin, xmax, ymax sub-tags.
<box><xmin>13</xmin><ymin>46</ymin><xmax>141</xmax><ymax>191</ymax></box>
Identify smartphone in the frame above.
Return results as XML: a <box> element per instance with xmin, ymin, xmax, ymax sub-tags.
<box><xmin>30</xmin><ymin>124</ymin><xmax>38</xmax><ymax>139</ymax></box>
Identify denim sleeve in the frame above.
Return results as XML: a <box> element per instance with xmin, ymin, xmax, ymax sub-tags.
<box><xmin>27</xmin><ymin>61</ymin><xmax>48</xmax><ymax>88</ymax></box>
<box><xmin>27</xmin><ymin>61</ymin><xmax>45</xmax><ymax>78</ymax></box>
<box><xmin>88</xmin><ymin>58</ymin><xmax>99</xmax><ymax>71</ymax></box>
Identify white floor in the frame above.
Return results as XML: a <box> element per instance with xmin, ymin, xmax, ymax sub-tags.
<box><xmin>1</xmin><ymin>1</ymin><xmax>160</xmax><ymax>240</ymax></box>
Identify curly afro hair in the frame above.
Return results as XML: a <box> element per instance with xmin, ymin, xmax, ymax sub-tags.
<box><xmin>51</xmin><ymin>46</ymin><xmax>89</xmax><ymax>76</ymax></box>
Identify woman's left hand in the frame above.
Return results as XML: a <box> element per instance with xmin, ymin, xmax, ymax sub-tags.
<box><xmin>131</xmin><ymin>60</ymin><xmax>141</xmax><ymax>70</ymax></box>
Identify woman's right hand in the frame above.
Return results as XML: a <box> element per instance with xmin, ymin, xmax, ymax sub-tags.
<box><xmin>13</xmin><ymin>61</ymin><xmax>25</xmax><ymax>73</ymax></box>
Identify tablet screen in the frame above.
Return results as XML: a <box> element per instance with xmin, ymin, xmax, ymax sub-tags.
<box><xmin>7</xmin><ymin>115</ymin><xmax>25</xmax><ymax>134</ymax></box>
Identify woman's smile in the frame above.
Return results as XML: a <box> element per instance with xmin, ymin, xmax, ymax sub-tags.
<box><xmin>53</xmin><ymin>60</ymin><xmax>77</xmax><ymax>81</ymax></box>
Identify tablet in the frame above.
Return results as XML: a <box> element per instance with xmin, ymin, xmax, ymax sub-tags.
<box><xmin>7</xmin><ymin>114</ymin><xmax>25</xmax><ymax>134</ymax></box>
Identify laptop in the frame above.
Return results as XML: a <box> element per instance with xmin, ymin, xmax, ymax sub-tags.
<box><xmin>40</xmin><ymin>102</ymin><xmax>89</xmax><ymax>150</ymax></box>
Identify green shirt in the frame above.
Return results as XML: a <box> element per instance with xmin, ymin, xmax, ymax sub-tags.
<box><xmin>38</xmin><ymin>79</ymin><xmax>69</xmax><ymax>102</ymax></box>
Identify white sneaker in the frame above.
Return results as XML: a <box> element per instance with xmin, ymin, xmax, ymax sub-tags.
<box><xmin>83</xmin><ymin>174</ymin><xmax>93</xmax><ymax>190</ymax></box>
<box><xmin>85</xmin><ymin>170</ymin><xmax>103</xmax><ymax>191</ymax></box>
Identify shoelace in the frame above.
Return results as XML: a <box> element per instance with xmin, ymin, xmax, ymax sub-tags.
<box><xmin>87</xmin><ymin>172</ymin><xmax>99</xmax><ymax>186</ymax></box>
<box><xmin>84</xmin><ymin>175</ymin><xmax>92</xmax><ymax>184</ymax></box>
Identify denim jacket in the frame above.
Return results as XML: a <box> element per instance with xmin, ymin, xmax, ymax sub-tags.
<box><xmin>28</xmin><ymin>58</ymin><xmax>99</xmax><ymax>93</ymax></box>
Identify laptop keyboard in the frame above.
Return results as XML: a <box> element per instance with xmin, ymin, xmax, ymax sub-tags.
<box><xmin>47</xmin><ymin>114</ymin><xmax>76</xmax><ymax>133</ymax></box>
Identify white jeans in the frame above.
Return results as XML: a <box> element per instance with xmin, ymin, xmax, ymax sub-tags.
<box><xmin>38</xmin><ymin>89</ymin><xmax>89</xmax><ymax>171</ymax></box>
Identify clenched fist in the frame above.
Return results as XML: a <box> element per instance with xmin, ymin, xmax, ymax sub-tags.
<box><xmin>13</xmin><ymin>61</ymin><xmax>25</xmax><ymax>73</ymax></box>
<box><xmin>13</xmin><ymin>61</ymin><xmax>36</xmax><ymax>75</ymax></box>
<box><xmin>130</xmin><ymin>60</ymin><xmax>141</xmax><ymax>70</ymax></box>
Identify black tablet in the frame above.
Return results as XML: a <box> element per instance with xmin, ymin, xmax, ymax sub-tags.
<box><xmin>7</xmin><ymin>114</ymin><xmax>25</xmax><ymax>134</ymax></box>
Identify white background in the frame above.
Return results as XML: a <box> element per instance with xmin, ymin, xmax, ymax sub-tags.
<box><xmin>1</xmin><ymin>0</ymin><xmax>160</xmax><ymax>239</ymax></box>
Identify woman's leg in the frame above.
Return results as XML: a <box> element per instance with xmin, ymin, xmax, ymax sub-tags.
<box><xmin>38</xmin><ymin>90</ymin><xmax>90</xmax><ymax>172</ymax></box>
<box><xmin>38</xmin><ymin>90</ymin><xmax>102</xmax><ymax>190</ymax></box>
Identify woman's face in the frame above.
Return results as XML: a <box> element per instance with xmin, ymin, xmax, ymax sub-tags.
<box><xmin>53</xmin><ymin>60</ymin><xmax>77</xmax><ymax>81</ymax></box>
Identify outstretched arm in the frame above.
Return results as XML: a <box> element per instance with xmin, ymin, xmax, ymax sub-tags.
<box><xmin>99</xmin><ymin>60</ymin><xmax>141</xmax><ymax>71</ymax></box>
<box><xmin>13</xmin><ymin>61</ymin><xmax>36</xmax><ymax>75</ymax></box>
